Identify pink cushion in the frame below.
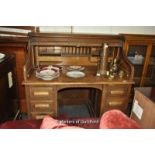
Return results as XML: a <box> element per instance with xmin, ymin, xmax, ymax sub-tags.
<box><xmin>40</xmin><ymin>115</ymin><xmax>83</xmax><ymax>129</ymax></box>
<box><xmin>0</xmin><ymin>117</ymin><xmax>99</xmax><ymax>129</ymax></box>
<box><xmin>0</xmin><ymin>110</ymin><xmax>140</xmax><ymax>129</ymax></box>
<box><xmin>99</xmin><ymin>110</ymin><xmax>140</xmax><ymax>129</ymax></box>
<box><xmin>0</xmin><ymin>120</ymin><xmax>41</xmax><ymax>129</ymax></box>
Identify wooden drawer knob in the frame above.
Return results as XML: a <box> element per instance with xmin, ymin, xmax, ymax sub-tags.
<box><xmin>35</xmin><ymin>115</ymin><xmax>45</xmax><ymax>119</ymax></box>
<box><xmin>34</xmin><ymin>112</ymin><xmax>54</xmax><ymax>119</ymax></box>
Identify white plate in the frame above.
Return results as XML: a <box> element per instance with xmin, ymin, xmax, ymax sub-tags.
<box><xmin>38</xmin><ymin>69</ymin><xmax>56</xmax><ymax>76</ymax></box>
<box><xmin>128</xmin><ymin>56</ymin><xmax>144</xmax><ymax>64</ymax></box>
<box><xmin>37</xmin><ymin>76</ymin><xmax>55</xmax><ymax>81</ymax></box>
<box><xmin>0</xmin><ymin>53</ymin><xmax>5</xmax><ymax>59</ymax></box>
<box><xmin>36</xmin><ymin>69</ymin><xmax>59</xmax><ymax>80</ymax></box>
<box><xmin>66</xmin><ymin>71</ymin><xmax>85</xmax><ymax>78</ymax></box>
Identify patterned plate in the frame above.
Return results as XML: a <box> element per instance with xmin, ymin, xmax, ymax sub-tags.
<box><xmin>67</xmin><ymin>66</ymin><xmax>85</xmax><ymax>71</ymax></box>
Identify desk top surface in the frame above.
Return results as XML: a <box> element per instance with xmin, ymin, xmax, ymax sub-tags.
<box><xmin>23</xmin><ymin>66</ymin><xmax>134</xmax><ymax>85</ymax></box>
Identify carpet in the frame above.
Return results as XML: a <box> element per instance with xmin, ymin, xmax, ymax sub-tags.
<box><xmin>59</xmin><ymin>104</ymin><xmax>91</xmax><ymax>118</ymax></box>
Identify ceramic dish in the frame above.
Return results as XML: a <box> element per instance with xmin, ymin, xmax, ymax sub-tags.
<box><xmin>36</xmin><ymin>75</ymin><xmax>56</xmax><ymax>81</ymax></box>
<box><xmin>38</xmin><ymin>69</ymin><xmax>56</xmax><ymax>76</ymax></box>
<box><xmin>36</xmin><ymin>68</ymin><xmax>59</xmax><ymax>80</ymax></box>
<box><xmin>66</xmin><ymin>71</ymin><xmax>85</xmax><ymax>78</ymax></box>
<box><xmin>0</xmin><ymin>53</ymin><xmax>5</xmax><ymax>59</ymax></box>
<box><xmin>67</xmin><ymin>65</ymin><xmax>85</xmax><ymax>71</ymax></box>
<box><xmin>37</xmin><ymin>65</ymin><xmax>63</xmax><ymax>71</ymax></box>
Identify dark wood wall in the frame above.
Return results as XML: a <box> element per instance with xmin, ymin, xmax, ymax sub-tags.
<box><xmin>0</xmin><ymin>38</ymin><xmax>28</xmax><ymax>112</ymax></box>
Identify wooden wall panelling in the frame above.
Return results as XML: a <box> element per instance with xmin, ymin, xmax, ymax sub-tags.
<box><xmin>0</xmin><ymin>42</ymin><xmax>28</xmax><ymax>112</ymax></box>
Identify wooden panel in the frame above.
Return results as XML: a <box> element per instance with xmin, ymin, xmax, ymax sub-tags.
<box><xmin>58</xmin><ymin>88</ymin><xmax>90</xmax><ymax>105</ymax></box>
<box><xmin>0</xmin><ymin>46</ymin><xmax>27</xmax><ymax>112</ymax></box>
<box><xmin>0</xmin><ymin>55</ymin><xmax>18</xmax><ymax>122</ymax></box>
<box><xmin>37</xmin><ymin>56</ymin><xmax>97</xmax><ymax>66</ymax></box>
<box><xmin>130</xmin><ymin>88</ymin><xmax>155</xmax><ymax>128</ymax></box>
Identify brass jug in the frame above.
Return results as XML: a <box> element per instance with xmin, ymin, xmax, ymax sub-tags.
<box><xmin>98</xmin><ymin>43</ymin><xmax>108</xmax><ymax>76</ymax></box>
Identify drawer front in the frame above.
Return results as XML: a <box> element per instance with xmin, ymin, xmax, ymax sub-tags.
<box><xmin>103</xmin><ymin>97</ymin><xmax>128</xmax><ymax>112</ymax></box>
<box><xmin>106</xmin><ymin>97</ymin><xmax>128</xmax><ymax>106</ymax></box>
<box><xmin>31</xmin><ymin>112</ymin><xmax>55</xmax><ymax>120</ymax></box>
<box><xmin>30</xmin><ymin>101</ymin><xmax>56</xmax><ymax>112</ymax></box>
<box><xmin>103</xmin><ymin>106</ymin><xmax>126</xmax><ymax>114</ymax></box>
<box><xmin>106</xmin><ymin>85</ymin><xmax>129</xmax><ymax>97</ymax></box>
<box><xmin>29</xmin><ymin>86</ymin><xmax>55</xmax><ymax>100</ymax></box>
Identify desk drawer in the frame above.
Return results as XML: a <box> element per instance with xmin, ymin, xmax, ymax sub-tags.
<box><xmin>30</xmin><ymin>101</ymin><xmax>56</xmax><ymax>112</ymax></box>
<box><xmin>106</xmin><ymin>85</ymin><xmax>129</xmax><ymax>97</ymax></box>
<box><xmin>30</xmin><ymin>112</ymin><xmax>55</xmax><ymax>120</ymax></box>
<box><xmin>105</xmin><ymin>97</ymin><xmax>128</xmax><ymax>109</ymax></box>
<box><xmin>100</xmin><ymin>97</ymin><xmax>128</xmax><ymax>114</ymax></box>
<box><xmin>29</xmin><ymin>86</ymin><xmax>55</xmax><ymax>100</ymax></box>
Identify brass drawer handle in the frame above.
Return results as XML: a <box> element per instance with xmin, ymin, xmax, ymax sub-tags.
<box><xmin>34</xmin><ymin>112</ymin><xmax>54</xmax><ymax>119</ymax></box>
<box><xmin>35</xmin><ymin>115</ymin><xmax>45</xmax><ymax>119</ymax></box>
<box><xmin>109</xmin><ymin>101</ymin><xmax>123</xmax><ymax>106</ymax></box>
<box><xmin>110</xmin><ymin>90</ymin><xmax>125</xmax><ymax>95</ymax></box>
<box><xmin>33</xmin><ymin>91</ymin><xmax>49</xmax><ymax>96</ymax></box>
<box><xmin>34</xmin><ymin>104</ymin><xmax>50</xmax><ymax>108</ymax></box>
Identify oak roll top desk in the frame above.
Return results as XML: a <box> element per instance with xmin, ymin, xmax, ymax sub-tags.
<box><xmin>23</xmin><ymin>33</ymin><xmax>134</xmax><ymax>119</ymax></box>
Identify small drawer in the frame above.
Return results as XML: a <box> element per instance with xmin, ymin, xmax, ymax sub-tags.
<box><xmin>101</xmin><ymin>97</ymin><xmax>128</xmax><ymax>114</ymax></box>
<box><xmin>106</xmin><ymin>85</ymin><xmax>129</xmax><ymax>97</ymax></box>
<box><xmin>31</xmin><ymin>112</ymin><xmax>55</xmax><ymax>120</ymax></box>
<box><xmin>29</xmin><ymin>86</ymin><xmax>55</xmax><ymax>100</ymax></box>
<box><xmin>105</xmin><ymin>97</ymin><xmax>128</xmax><ymax>108</ymax></box>
<box><xmin>30</xmin><ymin>101</ymin><xmax>56</xmax><ymax>112</ymax></box>
<box><xmin>103</xmin><ymin>106</ymin><xmax>126</xmax><ymax>114</ymax></box>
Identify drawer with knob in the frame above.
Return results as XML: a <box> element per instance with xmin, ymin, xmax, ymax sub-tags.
<box><xmin>30</xmin><ymin>112</ymin><xmax>55</xmax><ymax>120</ymax></box>
<box><xmin>106</xmin><ymin>85</ymin><xmax>130</xmax><ymax>97</ymax></box>
<box><xmin>29</xmin><ymin>86</ymin><xmax>55</xmax><ymax>100</ymax></box>
<box><xmin>30</xmin><ymin>101</ymin><xmax>56</xmax><ymax>113</ymax></box>
<box><xmin>107</xmin><ymin>97</ymin><xmax>128</xmax><ymax>107</ymax></box>
<box><xmin>101</xmin><ymin>96</ymin><xmax>129</xmax><ymax>113</ymax></box>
